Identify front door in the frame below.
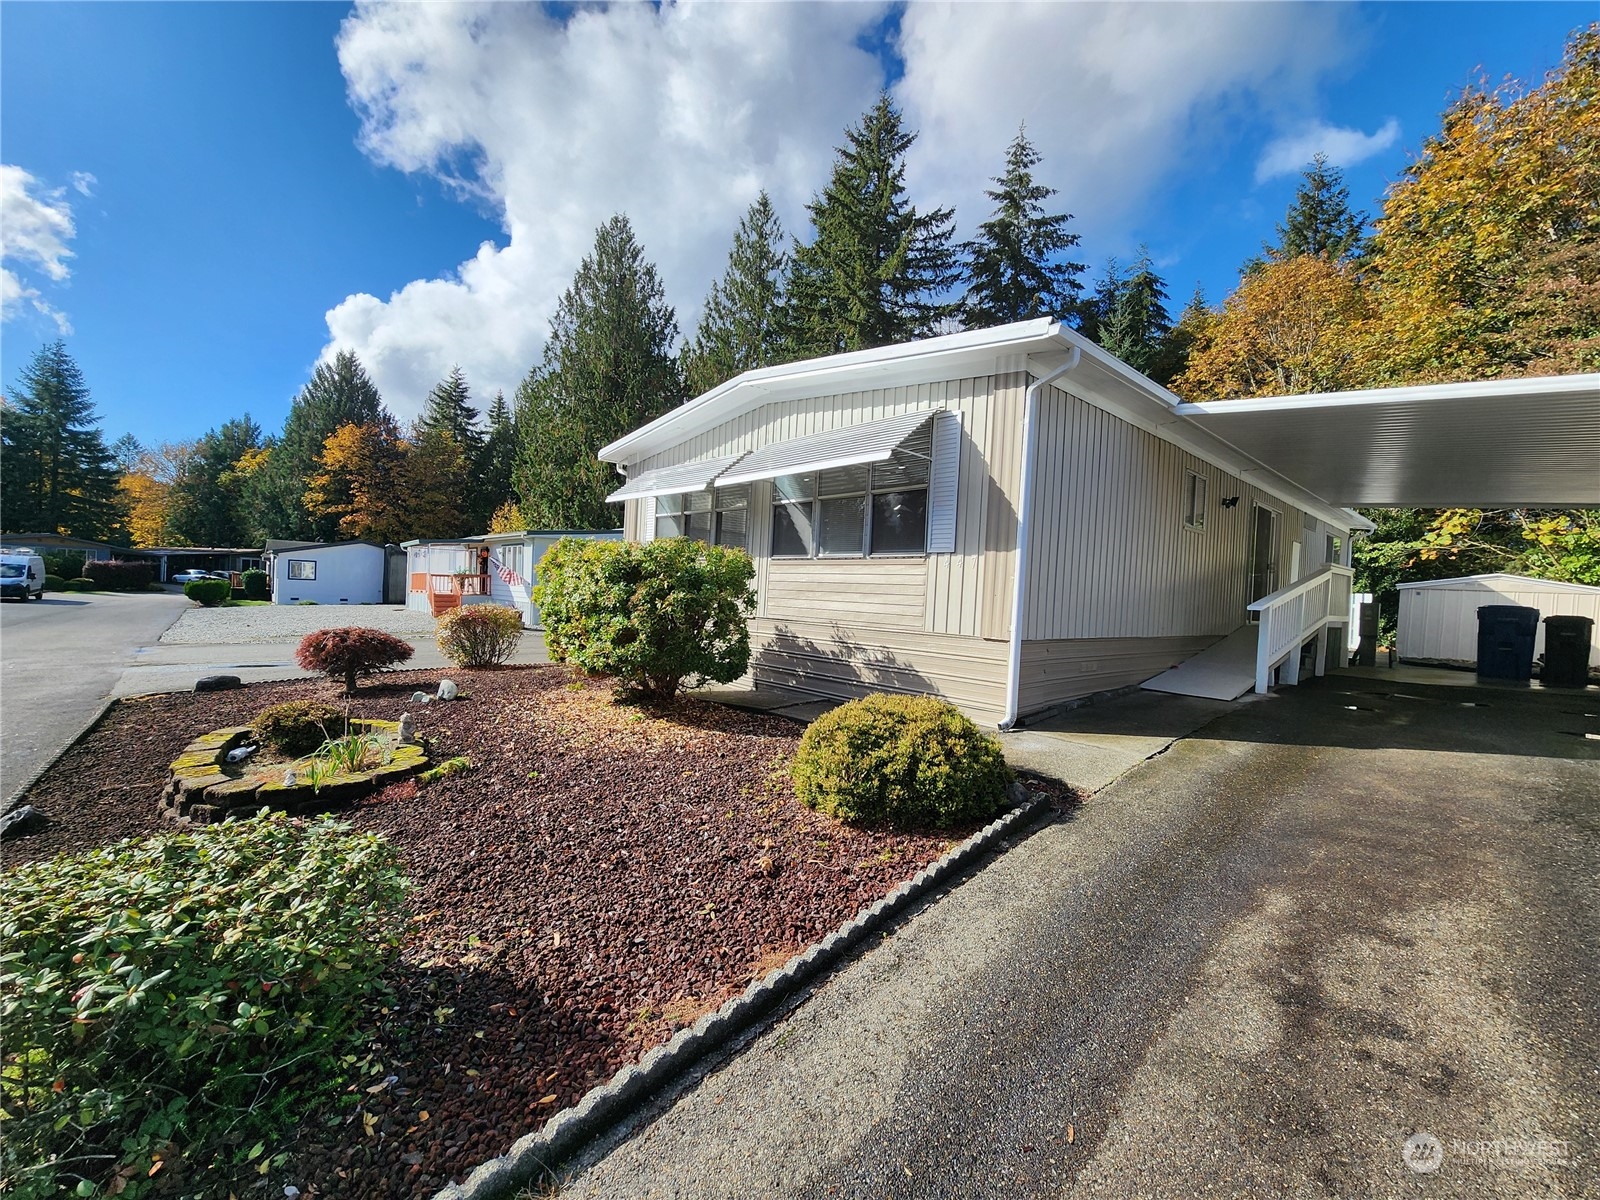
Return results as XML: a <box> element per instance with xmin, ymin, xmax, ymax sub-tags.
<box><xmin>1249</xmin><ymin>504</ymin><xmax>1280</xmax><ymax>602</ymax></box>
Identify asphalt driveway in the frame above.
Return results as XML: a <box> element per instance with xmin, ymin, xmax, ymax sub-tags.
<box><xmin>558</xmin><ymin>675</ymin><xmax>1598</xmax><ymax>1199</ymax></box>
<box><xmin>0</xmin><ymin>590</ymin><xmax>190</xmax><ymax>800</ymax></box>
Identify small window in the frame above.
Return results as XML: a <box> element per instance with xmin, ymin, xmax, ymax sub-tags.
<box><xmin>1184</xmin><ymin>472</ymin><xmax>1208</xmax><ymax>531</ymax></box>
<box><xmin>287</xmin><ymin>559</ymin><xmax>316</xmax><ymax>581</ymax></box>
<box><xmin>1326</xmin><ymin>534</ymin><xmax>1342</xmax><ymax>565</ymax></box>
<box><xmin>656</xmin><ymin>486</ymin><xmax>753</xmax><ymax>550</ymax></box>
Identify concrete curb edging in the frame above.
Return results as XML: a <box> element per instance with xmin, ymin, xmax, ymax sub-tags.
<box><xmin>429</xmin><ymin>788</ymin><xmax>1055</xmax><ymax>1200</ymax></box>
<box><xmin>2</xmin><ymin>697</ymin><xmax>118</xmax><ymax>815</ymax></box>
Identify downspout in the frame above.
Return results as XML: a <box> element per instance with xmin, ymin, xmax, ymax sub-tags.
<box><xmin>1000</xmin><ymin>347</ymin><xmax>1081</xmax><ymax>730</ymax></box>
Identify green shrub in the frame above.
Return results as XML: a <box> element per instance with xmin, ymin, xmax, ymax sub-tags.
<box><xmin>791</xmin><ymin>694</ymin><xmax>1012</xmax><ymax>830</ymax></box>
<box><xmin>535</xmin><ymin>537</ymin><xmax>755</xmax><ymax>704</ymax></box>
<box><xmin>241</xmin><ymin>569</ymin><xmax>269</xmax><ymax>600</ymax></box>
<box><xmin>436</xmin><ymin>604</ymin><xmax>524</xmax><ymax>667</ymax></box>
<box><xmin>64</xmin><ymin>577</ymin><xmax>93</xmax><ymax>592</ymax></box>
<box><xmin>41</xmin><ymin>574</ymin><xmax>64</xmax><ymax>592</ymax></box>
<box><xmin>0</xmin><ymin>813</ymin><xmax>407</xmax><ymax>1199</ymax></box>
<box><xmin>43</xmin><ymin>552</ymin><xmax>85</xmax><ymax>580</ymax></box>
<box><xmin>183</xmin><ymin>578</ymin><xmax>231</xmax><ymax>606</ymax></box>
<box><xmin>252</xmin><ymin>699</ymin><xmax>346</xmax><ymax>756</ymax></box>
<box><xmin>82</xmin><ymin>559</ymin><xmax>155</xmax><ymax>592</ymax></box>
<box><xmin>295</xmin><ymin>626</ymin><xmax>414</xmax><ymax>695</ymax></box>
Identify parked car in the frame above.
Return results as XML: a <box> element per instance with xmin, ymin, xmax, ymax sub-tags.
<box><xmin>171</xmin><ymin>569</ymin><xmax>213</xmax><ymax>585</ymax></box>
<box><xmin>207</xmin><ymin>571</ymin><xmax>235</xmax><ymax>581</ymax></box>
<box><xmin>0</xmin><ymin>555</ymin><xmax>46</xmax><ymax>601</ymax></box>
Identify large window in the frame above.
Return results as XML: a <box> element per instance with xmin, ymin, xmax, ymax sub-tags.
<box><xmin>771</xmin><ymin>424</ymin><xmax>932</xmax><ymax>559</ymax></box>
<box><xmin>287</xmin><ymin>559</ymin><xmax>316</xmax><ymax>581</ymax></box>
<box><xmin>656</xmin><ymin>485</ymin><xmax>750</xmax><ymax>550</ymax></box>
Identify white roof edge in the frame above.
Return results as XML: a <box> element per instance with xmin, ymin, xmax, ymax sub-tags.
<box><xmin>1397</xmin><ymin>572</ymin><xmax>1600</xmax><ymax>592</ymax></box>
<box><xmin>1173</xmin><ymin>372</ymin><xmax>1600</xmax><ymax>416</ymax></box>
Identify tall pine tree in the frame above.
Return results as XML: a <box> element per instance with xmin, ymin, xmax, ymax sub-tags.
<box><xmin>255</xmin><ymin>350</ymin><xmax>386</xmax><ymax>540</ymax></box>
<box><xmin>784</xmin><ymin>94</ymin><xmax>959</xmax><ymax>356</ymax></box>
<box><xmin>681</xmin><ymin>193</ymin><xmax>789</xmax><ymax>397</ymax></box>
<box><xmin>417</xmin><ymin>366</ymin><xmax>484</xmax><ymax>460</ymax></box>
<box><xmin>166</xmin><ymin>415</ymin><xmax>264</xmax><ymax>547</ymax></box>
<box><xmin>1</xmin><ymin>342</ymin><xmax>121</xmax><ymax>539</ymax></box>
<box><xmin>1098</xmin><ymin>247</ymin><xmax>1174</xmax><ymax>379</ymax></box>
<box><xmin>474</xmin><ymin>390</ymin><xmax>517</xmax><ymax>527</ymax></box>
<box><xmin>513</xmin><ymin>215</ymin><xmax>683</xmax><ymax>530</ymax></box>
<box><xmin>961</xmin><ymin>126</ymin><xmax>1085</xmax><ymax>327</ymax></box>
<box><xmin>1271</xmin><ymin>154</ymin><xmax>1368</xmax><ymax>262</ymax></box>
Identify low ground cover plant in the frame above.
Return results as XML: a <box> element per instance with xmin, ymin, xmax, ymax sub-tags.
<box><xmin>792</xmin><ymin>693</ymin><xmax>1013</xmax><ymax>830</ymax></box>
<box><xmin>296</xmin><ymin>627</ymin><xmax>414</xmax><ymax>696</ymax></box>
<box><xmin>0</xmin><ymin>813</ymin><xmax>407</xmax><ymax>1199</ymax></box>
<box><xmin>535</xmin><ymin>536</ymin><xmax>755</xmax><ymax>704</ymax></box>
<box><xmin>435</xmin><ymin>604</ymin><xmax>523</xmax><ymax>668</ymax></box>
<box><xmin>82</xmin><ymin>560</ymin><xmax>155</xmax><ymax>592</ymax></box>
<box><xmin>63</xmin><ymin>578</ymin><xmax>94</xmax><ymax>592</ymax></box>
<box><xmin>183</xmin><ymin>578</ymin><xmax>230</xmax><ymax>606</ymax></box>
<box><xmin>253</xmin><ymin>699</ymin><xmax>347</xmax><ymax>756</ymax></box>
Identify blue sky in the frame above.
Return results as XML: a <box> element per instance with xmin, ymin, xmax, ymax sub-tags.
<box><xmin>1</xmin><ymin>2</ymin><xmax>1587</xmax><ymax>449</ymax></box>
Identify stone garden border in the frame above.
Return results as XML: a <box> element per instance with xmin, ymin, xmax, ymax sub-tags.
<box><xmin>160</xmin><ymin>719</ymin><xmax>429</xmax><ymax>823</ymax></box>
<box><xmin>430</xmin><ymin>785</ymin><xmax>1055</xmax><ymax>1200</ymax></box>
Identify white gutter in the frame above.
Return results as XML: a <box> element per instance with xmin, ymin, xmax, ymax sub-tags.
<box><xmin>1001</xmin><ymin>346</ymin><xmax>1081</xmax><ymax>731</ymax></box>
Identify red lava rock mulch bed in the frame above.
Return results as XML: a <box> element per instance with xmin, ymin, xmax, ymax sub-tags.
<box><xmin>4</xmin><ymin>665</ymin><xmax>1055</xmax><ymax>1198</ymax></box>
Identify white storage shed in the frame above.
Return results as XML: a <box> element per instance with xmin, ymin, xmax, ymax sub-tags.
<box><xmin>267</xmin><ymin>540</ymin><xmax>388</xmax><ymax>605</ymax></box>
<box><xmin>1397</xmin><ymin>573</ymin><xmax>1600</xmax><ymax>668</ymax></box>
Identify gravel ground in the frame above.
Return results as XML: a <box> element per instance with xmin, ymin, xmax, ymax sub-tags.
<box><xmin>3</xmin><ymin>665</ymin><xmax>1050</xmax><ymax>1199</ymax></box>
<box><xmin>159</xmin><ymin>603</ymin><xmax>437</xmax><ymax>645</ymax></box>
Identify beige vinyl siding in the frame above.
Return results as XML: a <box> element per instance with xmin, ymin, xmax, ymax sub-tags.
<box><xmin>749</xmin><ymin>619</ymin><xmax>1010</xmax><ymax>723</ymax></box>
<box><xmin>618</xmin><ymin>372</ymin><xmax>1028</xmax><ymax>640</ymax></box>
<box><xmin>1022</xmin><ymin>382</ymin><xmax>1322</xmax><ymax>641</ymax></box>
<box><xmin>1017</xmin><ymin>635</ymin><xmax>1220</xmax><ymax>713</ymax></box>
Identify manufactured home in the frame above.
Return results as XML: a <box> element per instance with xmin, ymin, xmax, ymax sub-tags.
<box><xmin>403</xmin><ymin>531</ymin><xmax>622</xmax><ymax>626</ymax></box>
<box><xmin>598</xmin><ymin>320</ymin><xmax>1380</xmax><ymax>727</ymax></box>
<box><xmin>265</xmin><ymin>540</ymin><xmax>392</xmax><ymax>605</ymax></box>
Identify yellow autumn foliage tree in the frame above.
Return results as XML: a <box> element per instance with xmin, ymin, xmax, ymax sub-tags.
<box><xmin>116</xmin><ymin>443</ymin><xmax>194</xmax><ymax>547</ymax></box>
<box><xmin>305</xmin><ymin>420</ymin><xmax>408</xmax><ymax>544</ymax></box>
<box><xmin>1172</xmin><ymin>256</ymin><xmax>1372</xmax><ymax>400</ymax></box>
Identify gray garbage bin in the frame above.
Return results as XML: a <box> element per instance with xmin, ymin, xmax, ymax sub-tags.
<box><xmin>1476</xmin><ymin>605</ymin><xmax>1540</xmax><ymax>682</ymax></box>
<box><xmin>1541</xmin><ymin>615</ymin><xmax>1594</xmax><ymax>688</ymax></box>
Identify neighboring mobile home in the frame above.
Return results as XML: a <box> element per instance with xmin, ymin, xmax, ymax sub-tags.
<box><xmin>265</xmin><ymin>540</ymin><xmax>389</xmax><ymax>605</ymax></box>
<box><xmin>403</xmin><ymin>531</ymin><xmax>622</xmax><ymax>626</ymax></box>
<box><xmin>598</xmin><ymin>319</ymin><xmax>1373</xmax><ymax>727</ymax></box>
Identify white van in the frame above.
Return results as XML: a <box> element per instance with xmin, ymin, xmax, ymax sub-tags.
<box><xmin>0</xmin><ymin>554</ymin><xmax>47</xmax><ymax>602</ymax></box>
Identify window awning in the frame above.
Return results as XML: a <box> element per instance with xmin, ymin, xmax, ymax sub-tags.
<box><xmin>606</xmin><ymin>455</ymin><xmax>747</xmax><ymax>502</ymax></box>
<box><xmin>716</xmin><ymin>410</ymin><xmax>936</xmax><ymax>486</ymax></box>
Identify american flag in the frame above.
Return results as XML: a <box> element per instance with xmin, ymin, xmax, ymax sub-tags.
<box><xmin>489</xmin><ymin>555</ymin><xmax>526</xmax><ymax>588</ymax></box>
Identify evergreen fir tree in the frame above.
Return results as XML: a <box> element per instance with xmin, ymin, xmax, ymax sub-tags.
<box><xmin>0</xmin><ymin>342</ymin><xmax>121</xmax><ymax>539</ymax></box>
<box><xmin>513</xmin><ymin>215</ymin><xmax>683</xmax><ymax>530</ymax></box>
<box><xmin>681</xmin><ymin>193</ymin><xmax>789</xmax><ymax>397</ymax></box>
<box><xmin>257</xmin><ymin>350</ymin><xmax>386</xmax><ymax>540</ymax></box>
<box><xmin>474</xmin><ymin>390</ymin><xmax>517</xmax><ymax>529</ymax></box>
<box><xmin>1247</xmin><ymin>153</ymin><xmax>1368</xmax><ymax>273</ymax></box>
<box><xmin>784</xmin><ymin>94</ymin><xmax>959</xmax><ymax>356</ymax></box>
<box><xmin>1076</xmin><ymin>258</ymin><xmax>1124</xmax><ymax>343</ymax></box>
<box><xmin>417</xmin><ymin>366</ymin><xmax>485</xmax><ymax>461</ymax></box>
<box><xmin>1099</xmin><ymin>247</ymin><xmax>1174</xmax><ymax>377</ymax></box>
<box><xmin>167</xmin><ymin>415</ymin><xmax>264</xmax><ymax>547</ymax></box>
<box><xmin>960</xmin><ymin>126</ymin><xmax>1085</xmax><ymax>327</ymax></box>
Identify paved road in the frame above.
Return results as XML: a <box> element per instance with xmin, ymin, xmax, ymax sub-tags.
<box><xmin>0</xmin><ymin>591</ymin><xmax>189</xmax><ymax>800</ymax></box>
<box><xmin>560</xmin><ymin>676</ymin><xmax>1599</xmax><ymax>1200</ymax></box>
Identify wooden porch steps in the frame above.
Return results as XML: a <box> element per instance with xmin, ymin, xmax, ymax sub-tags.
<box><xmin>430</xmin><ymin>592</ymin><xmax>462</xmax><ymax>617</ymax></box>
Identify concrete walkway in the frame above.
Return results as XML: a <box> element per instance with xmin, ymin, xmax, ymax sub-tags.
<box><xmin>555</xmin><ymin>674</ymin><xmax>1599</xmax><ymax>1200</ymax></box>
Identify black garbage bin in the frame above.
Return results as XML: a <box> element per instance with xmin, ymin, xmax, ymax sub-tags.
<box><xmin>1476</xmin><ymin>605</ymin><xmax>1540</xmax><ymax>681</ymax></box>
<box><xmin>1541</xmin><ymin>615</ymin><xmax>1595</xmax><ymax>687</ymax></box>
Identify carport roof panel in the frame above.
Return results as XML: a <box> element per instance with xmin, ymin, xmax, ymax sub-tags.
<box><xmin>1174</xmin><ymin>374</ymin><xmax>1600</xmax><ymax>508</ymax></box>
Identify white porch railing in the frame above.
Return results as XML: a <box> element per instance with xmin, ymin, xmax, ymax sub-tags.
<box><xmin>1247</xmin><ymin>564</ymin><xmax>1355</xmax><ymax>694</ymax></box>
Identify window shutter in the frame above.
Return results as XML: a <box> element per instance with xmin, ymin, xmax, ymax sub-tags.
<box><xmin>639</xmin><ymin>495</ymin><xmax>655</xmax><ymax>543</ymax></box>
<box><xmin>925</xmin><ymin>410</ymin><xmax>961</xmax><ymax>554</ymax></box>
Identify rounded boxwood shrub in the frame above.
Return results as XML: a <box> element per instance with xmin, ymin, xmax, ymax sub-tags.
<box><xmin>63</xmin><ymin>577</ymin><xmax>93</xmax><ymax>592</ymax></box>
<box><xmin>791</xmin><ymin>693</ymin><xmax>1013</xmax><ymax>830</ymax></box>
<box><xmin>436</xmin><ymin>603</ymin><xmax>524</xmax><ymax>667</ymax></box>
<box><xmin>296</xmin><ymin>626</ymin><xmax>414</xmax><ymax>695</ymax></box>
<box><xmin>183</xmin><ymin>577</ymin><xmax>231</xmax><ymax>606</ymax></box>
<box><xmin>0</xmin><ymin>813</ymin><xmax>407</xmax><ymax>1198</ymax></box>
<box><xmin>41</xmin><ymin>573</ymin><xmax>64</xmax><ymax>592</ymax></box>
<box><xmin>252</xmin><ymin>699</ymin><xmax>347</xmax><ymax>756</ymax></box>
<box><xmin>535</xmin><ymin>536</ymin><xmax>755</xmax><ymax>704</ymax></box>
<box><xmin>241</xmin><ymin>568</ymin><xmax>269</xmax><ymax>600</ymax></box>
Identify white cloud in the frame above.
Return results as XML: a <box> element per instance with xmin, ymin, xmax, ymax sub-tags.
<box><xmin>326</xmin><ymin>1</ymin><xmax>1358</xmax><ymax>419</ymax></box>
<box><xmin>71</xmin><ymin>171</ymin><xmax>97</xmax><ymax>197</ymax></box>
<box><xmin>0</xmin><ymin>164</ymin><xmax>77</xmax><ymax>333</ymax></box>
<box><xmin>1255</xmin><ymin>117</ymin><xmax>1401</xmax><ymax>183</ymax></box>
